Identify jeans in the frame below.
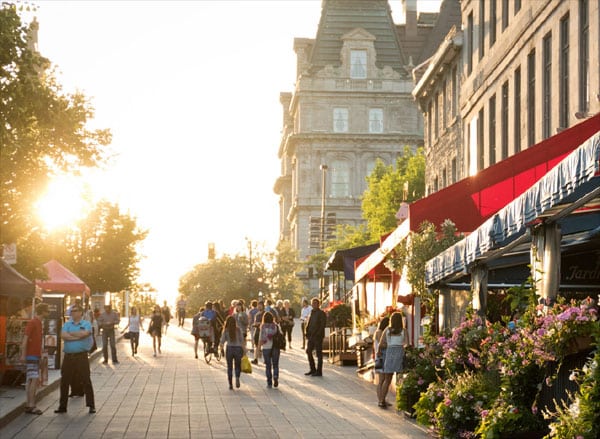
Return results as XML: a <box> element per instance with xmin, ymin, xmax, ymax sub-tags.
<box><xmin>225</xmin><ymin>346</ymin><xmax>243</xmax><ymax>383</ymax></box>
<box><xmin>263</xmin><ymin>348</ymin><xmax>280</xmax><ymax>386</ymax></box>
<box><xmin>102</xmin><ymin>327</ymin><xmax>118</xmax><ymax>362</ymax></box>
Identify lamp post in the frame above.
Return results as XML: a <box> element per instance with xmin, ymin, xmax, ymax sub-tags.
<box><xmin>319</xmin><ymin>164</ymin><xmax>328</xmax><ymax>250</ymax></box>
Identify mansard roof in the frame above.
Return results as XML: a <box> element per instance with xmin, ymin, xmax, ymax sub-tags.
<box><xmin>308</xmin><ymin>0</ymin><xmax>406</xmax><ymax>74</ymax></box>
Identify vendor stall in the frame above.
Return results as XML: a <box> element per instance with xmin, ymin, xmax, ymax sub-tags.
<box><xmin>0</xmin><ymin>259</ymin><xmax>35</xmax><ymax>383</ymax></box>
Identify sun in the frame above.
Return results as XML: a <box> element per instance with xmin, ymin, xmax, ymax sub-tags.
<box><xmin>35</xmin><ymin>176</ymin><xmax>91</xmax><ymax>230</ymax></box>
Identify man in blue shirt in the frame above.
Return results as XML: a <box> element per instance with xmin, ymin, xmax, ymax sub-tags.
<box><xmin>201</xmin><ymin>301</ymin><xmax>217</xmax><ymax>352</ymax></box>
<box><xmin>54</xmin><ymin>304</ymin><xmax>95</xmax><ymax>414</ymax></box>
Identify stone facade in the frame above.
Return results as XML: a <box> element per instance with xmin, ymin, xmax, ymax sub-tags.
<box><xmin>419</xmin><ymin>0</ymin><xmax>599</xmax><ymax>193</ymax></box>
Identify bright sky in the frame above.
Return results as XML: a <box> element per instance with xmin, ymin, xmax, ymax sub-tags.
<box><xmin>29</xmin><ymin>0</ymin><xmax>441</xmax><ymax>301</ymax></box>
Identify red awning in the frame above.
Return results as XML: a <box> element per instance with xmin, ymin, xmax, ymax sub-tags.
<box><xmin>409</xmin><ymin>113</ymin><xmax>600</xmax><ymax>233</ymax></box>
<box><xmin>36</xmin><ymin>259</ymin><xmax>90</xmax><ymax>295</ymax></box>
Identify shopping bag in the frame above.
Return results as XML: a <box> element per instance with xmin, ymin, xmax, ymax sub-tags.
<box><xmin>241</xmin><ymin>355</ymin><xmax>252</xmax><ymax>374</ymax></box>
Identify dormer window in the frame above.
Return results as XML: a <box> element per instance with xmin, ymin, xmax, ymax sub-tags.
<box><xmin>350</xmin><ymin>50</ymin><xmax>367</xmax><ymax>78</ymax></box>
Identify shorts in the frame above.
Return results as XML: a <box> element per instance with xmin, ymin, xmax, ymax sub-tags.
<box><xmin>26</xmin><ymin>359</ymin><xmax>40</xmax><ymax>380</ymax></box>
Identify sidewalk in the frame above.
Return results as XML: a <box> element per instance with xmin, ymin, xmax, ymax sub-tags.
<box><xmin>1</xmin><ymin>318</ymin><xmax>431</xmax><ymax>438</ymax></box>
<box><xmin>0</xmin><ymin>318</ymin><xmax>126</xmax><ymax>428</ymax></box>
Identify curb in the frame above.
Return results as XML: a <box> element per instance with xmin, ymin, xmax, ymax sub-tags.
<box><xmin>0</xmin><ymin>335</ymin><xmax>116</xmax><ymax>429</ymax></box>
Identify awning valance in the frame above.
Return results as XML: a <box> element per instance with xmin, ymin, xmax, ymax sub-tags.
<box><xmin>426</xmin><ymin>132</ymin><xmax>600</xmax><ymax>286</ymax></box>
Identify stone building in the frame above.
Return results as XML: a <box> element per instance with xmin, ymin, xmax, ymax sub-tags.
<box><xmin>274</xmin><ymin>0</ymin><xmax>461</xmax><ymax>295</ymax></box>
<box><xmin>417</xmin><ymin>0</ymin><xmax>599</xmax><ymax>193</ymax></box>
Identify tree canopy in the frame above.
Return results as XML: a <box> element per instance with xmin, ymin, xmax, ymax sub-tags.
<box><xmin>1</xmin><ymin>4</ymin><xmax>112</xmax><ymax>277</ymax></box>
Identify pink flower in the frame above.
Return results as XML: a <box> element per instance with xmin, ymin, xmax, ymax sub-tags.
<box><xmin>481</xmin><ymin>410</ymin><xmax>489</xmax><ymax>418</ymax></box>
<box><xmin>444</xmin><ymin>398</ymin><xmax>452</xmax><ymax>406</ymax></box>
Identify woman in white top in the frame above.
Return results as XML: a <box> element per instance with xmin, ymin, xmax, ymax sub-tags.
<box><xmin>259</xmin><ymin>311</ymin><xmax>281</xmax><ymax>388</ymax></box>
<box><xmin>121</xmin><ymin>307</ymin><xmax>144</xmax><ymax>356</ymax></box>
<box><xmin>375</xmin><ymin>312</ymin><xmax>406</xmax><ymax>409</ymax></box>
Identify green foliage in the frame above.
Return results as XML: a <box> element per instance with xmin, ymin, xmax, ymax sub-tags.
<box><xmin>328</xmin><ymin>303</ymin><xmax>352</xmax><ymax>327</ymax></box>
<box><xmin>325</xmin><ymin>223</ymin><xmax>372</xmax><ymax>253</ymax></box>
<box><xmin>271</xmin><ymin>240</ymin><xmax>304</xmax><ymax>305</ymax></box>
<box><xmin>397</xmin><ymin>344</ymin><xmax>444</xmax><ymax>414</ymax></box>
<box><xmin>361</xmin><ymin>147</ymin><xmax>425</xmax><ymax>241</ymax></box>
<box><xmin>1</xmin><ymin>4</ymin><xmax>111</xmax><ymax>274</ymax></box>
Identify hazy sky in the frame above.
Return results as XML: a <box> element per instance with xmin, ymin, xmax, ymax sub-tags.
<box><xmin>29</xmin><ymin>0</ymin><xmax>441</xmax><ymax>301</ymax></box>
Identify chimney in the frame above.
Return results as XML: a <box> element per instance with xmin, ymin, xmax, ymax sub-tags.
<box><xmin>402</xmin><ymin>0</ymin><xmax>417</xmax><ymax>38</ymax></box>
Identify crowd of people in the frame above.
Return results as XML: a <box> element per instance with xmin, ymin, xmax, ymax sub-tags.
<box><xmin>20</xmin><ymin>294</ymin><xmax>404</xmax><ymax>416</ymax></box>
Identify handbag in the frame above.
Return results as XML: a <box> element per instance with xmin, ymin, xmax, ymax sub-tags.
<box><xmin>273</xmin><ymin>328</ymin><xmax>286</xmax><ymax>351</ymax></box>
<box><xmin>374</xmin><ymin>348</ymin><xmax>386</xmax><ymax>371</ymax></box>
<box><xmin>241</xmin><ymin>355</ymin><xmax>252</xmax><ymax>374</ymax></box>
<box><xmin>123</xmin><ymin>331</ymin><xmax>132</xmax><ymax>340</ymax></box>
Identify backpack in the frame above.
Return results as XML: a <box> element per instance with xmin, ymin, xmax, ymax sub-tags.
<box><xmin>195</xmin><ymin>316</ymin><xmax>211</xmax><ymax>337</ymax></box>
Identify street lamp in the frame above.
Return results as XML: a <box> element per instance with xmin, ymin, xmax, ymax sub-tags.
<box><xmin>320</xmin><ymin>164</ymin><xmax>328</xmax><ymax>250</ymax></box>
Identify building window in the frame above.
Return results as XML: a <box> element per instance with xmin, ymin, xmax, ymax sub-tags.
<box><xmin>514</xmin><ymin>66</ymin><xmax>521</xmax><ymax>153</ymax></box>
<box><xmin>469</xmin><ymin>116</ymin><xmax>477</xmax><ymax>176</ymax></box>
<box><xmin>369</xmin><ymin>108</ymin><xmax>383</xmax><ymax>133</ymax></box>
<box><xmin>442</xmin><ymin>80</ymin><xmax>447</xmax><ymax>129</ymax></box>
<box><xmin>451</xmin><ymin>158</ymin><xmax>457</xmax><ymax>184</ymax></box>
<box><xmin>478</xmin><ymin>108</ymin><xmax>484</xmax><ymax>171</ymax></box>
<box><xmin>331</xmin><ymin>160</ymin><xmax>350</xmax><ymax>198</ymax></box>
<box><xmin>350</xmin><ymin>50</ymin><xmax>367</xmax><ymax>79</ymax></box>
<box><xmin>527</xmin><ymin>49</ymin><xmax>536</xmax><ymax>147</ymax></box>
<box><xmin>514</xmin><ymin>0</ymin><xmax>521</xmax><ymax>14</ymax></box>
<box><xmin>542</xmin><ymin>32</ymin><xmax>552</xmax><ymax>139</ymax></box>
<box><xmin>502</xmin><ymin>0</ymin><xmax>509</xmax><ymax>30</ymax></box>
<box><xmin>579</xmin><ymin>0</ymin><xmax>589</xmax><ymax>113</ymax></box>
<box><xmin>442</xmin><ymin>168</ymin><xmax>447</xmax><ymax>189</ymax></box>
<box><xmin>559</xmin><ymin>14</ymin><xmax>569</xmax><ymax>128</ymax></box>
<box><xmin>501</xmin><ymin>81</ymin><xmax>509</xmax><ymax>159</ymax></box>
<box><xmin>468</xmin><ymin>12</ymin><xmax>474</xmax><ymax>74</ymax></box>
<box><xmin>490</xmin><ymin>0</ymin><xmax>497</xmax><ymax>47</ymax></box>
<box><xmin>433</xmin><ymin>176</ymin><xmax>439</xmax><ymax>192</ymax></box>
<box><xmin>434</xmin><ymin>92</ymin><xmax>439</xmax><ymax>139</ymax></box>
<box><xmin>427</xmin><ymin>102</ymin><xmax>432</xmax><ymax>146</ymax></box>
<box><xmin>333</xmin><ymin>108</ymin><xmax>348</xmax><ymax>133</ymax></box>
<box><xmin>489</xmin><ymin>94</ymin><xmax>496</xmax><ymax>166</ymax></box>
<box><xmin>452</xmin><ymin>66</ymin><xmax>458</xmax><ymax>117</ymax></box>
<box><xmin>479</xmin><ymin>0</ymin><xmax>485</xmax><ymax>60</ymax></box>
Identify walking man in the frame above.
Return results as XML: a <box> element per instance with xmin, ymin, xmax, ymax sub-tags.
<box><xmin>20</xmin><ymin>302</ymin><xmax>49</xmax><ymax>415</ymax></box>
<box><xmin>304</xmin><ymin>297</ymin><xmax>327</xmax><ymax>377</ymax></box>
<box><xmin>97</xmin><ymin>303</ymin><xmax>120</xmax><ymax>364</ymax></box>
<box><xmin>54</xmin><ymin>303</ymin><xmax>95</xmax><ymax>414</ymax></box>
<box><xmin>161</xmin><ymin>300</ymin><xmax>171</xmax><ymax>334</ymax></box>
<box><xmin>177</xmin><ymin>296</ymin><xmax>187</xmax><ymax>327</ymax></box>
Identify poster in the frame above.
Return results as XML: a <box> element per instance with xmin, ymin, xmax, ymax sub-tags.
<box><xmin>42</xmin><ymin>294</ymin><xmax>64</xmax><ymax>369</ymax></box>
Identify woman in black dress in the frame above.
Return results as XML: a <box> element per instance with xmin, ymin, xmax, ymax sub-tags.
<box><xmin>147</xmin><ymin>305</ymin><xmax>163</xmax><ymax>357</ymax></box>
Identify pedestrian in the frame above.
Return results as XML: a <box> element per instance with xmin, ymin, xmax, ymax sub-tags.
<box><xmin>280</xmin><ymin>299</ymin><xmax>296</xmax><ymax>348</ymax></box>
<box><xmin>259</xmin><ymin>311</ymin><xmax>281</xmax><ymax>388</ymax></box>
<box><xmin>251</xmin><ymin>301</ymin><xmax>265</xmax><ymax>364</ymax></box>
<box><xmin>147</xmin><ymin>305</ymin><xmax>163</xmax><ymax>357</ymax></box>
<box><xmin>97</xmin><ymin>303</ymin><xmax>120</xmax><ymax>364</ymax></box>
<box><xmin>20</xmin><ymin>302</ymin><xmax>49</xmax><ymax>415</ymax></box>
<box><xmin>176</xmin><ymin>296</ymin><xmax>187</xmax><ymax>327</ymax></box>
<box><xmin>54</xmin><ymin>303</ymin><xmax>95</xmax><ymax>414</ymax></box>
<box><xmin>304</xmin><ymin>297</ymin><xmax>326</xmax><ymax>377</ymax></box>
<box><xmin>375</xmin><ymin>311</ymin><xmax>406</xmax><ymax>409</ymax></box>
<box><xmin>234</xmin><ymin>301</ymin><xmax>249</xmax><ymax>341</ymax></box>
<box><xmin>191</xmin><ymin>306</ymin><xmax>204</xmax><ymax>359</ymax></box>
<box><xmin>300</xmin><ymin>298</ymin><xmax>311</xmax><ymax>349</ymax></box>
<box><xmin>219</xmin><ymin>315</ymin><xmax>246</xmax><ymax>390</ymax></box>
<box><xmin>121</xmin><ymin>306</ymin><xmax>144</xmax><ymax>356</ymax></box>
<box><xmin>161</xmin><ymin>300</ymin><xmax>171</xmax><ymax>334</ymax></box>
<box><xmin>265</xmin><ymin>299</ymin><xmax>279</xmax><ymax>322</ymax></box>
<box><xmin>374</xmin><ymin>316</ymin><xmax>390</xmax><ymax>406</ymax></box>
<box><xmin>228</xmin><ymin>299</ymin><xmax>238</xmax><ymax>316</ymax></box>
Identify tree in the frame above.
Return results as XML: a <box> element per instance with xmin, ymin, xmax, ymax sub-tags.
<box><xmin>270</xmin><ymin>240</ymin><xmax>304</xmax><ymax>305</ymax></box>
<box><xmin>361</xmin><ymin>147</ymin><xmax>425</xmax><ymax>241</ymax></box>
<box><xmin>0</xmin><ymin>4</ymin><xmax>111</xmax><ymax>275</ymax></box>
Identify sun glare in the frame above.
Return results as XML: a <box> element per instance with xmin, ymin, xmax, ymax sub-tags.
<box><xmin>35</xmin><ymin>176</ymin><xmax>90</xmax><ymax>230</ymax></box>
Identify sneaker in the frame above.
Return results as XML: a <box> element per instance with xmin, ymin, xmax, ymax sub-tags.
<box><xmin>102</xmin><ymin>360</ymin><xmax>108</xmax><ymax>364</ymax></box>
<box><xmin>54</xmin><ymin>408</ymin><xmax>67</xmax><ymax>413</ymax></box>
<box><xmin>251</xmin><ymin>359</ymin><xmax>258</xmax><ymax>365</ymax></box>
<box><xmin>194</xmin><ymin>354</ymin><xmax>198</xmax><ymax>359</ymax></box>
<box><xmin>235</xmin><ymin>377</ymin><xmax>240</xmax><ymax>388</ymax></box>
<box><xmin>274</xmin><ymin>378</ymin><xmax>279</xmax><ymax>388</ymax></box>
<box><xmin>113</xmin><ymin>360</ymin><xmax>119</xmax><ymax>364</ymax></box>
<box><xmin>89</xmin><ymin>407</ymin><xmax>96</xmax><ymax>414</ymax></box>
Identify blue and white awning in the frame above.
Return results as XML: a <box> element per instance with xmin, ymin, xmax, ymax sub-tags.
<box><xmin>426</xmin><ymin>132</ymin><xmax>600</xmax><ymax>286</ymax></box>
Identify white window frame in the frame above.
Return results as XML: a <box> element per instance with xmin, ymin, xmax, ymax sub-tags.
<box><xmin>331</xmin><ymin>160</ymin><xmax>350</xmax><ymax>198</ymax></box>
<box><xmin>369</xmin><ymin>108</ymin><xmax>383</xmax><ymax>133</ymax></box>
<box><xmin>350</xmin><ymin>50</ymin><xmax>367</xmax><ymax>79</ymax></box>
<box><xmin>333</xmin><ymin>108</ymin><xmax>349</xmax><ymax>133</ymax></box>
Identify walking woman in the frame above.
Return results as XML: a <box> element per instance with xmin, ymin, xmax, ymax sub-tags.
<box><xmin>259</xmin><ymin>311</ymin><xmax>281</xmax><ymax>388</ymax></box>
<box><xmin>121</xmin><ymin>306</ymin><xmax>144</xmax><ymax>356</ymax></box>
<box><xmin>147</xmin><ymin>305</ymin><xmax>163</xmax><ymax>357</ymax></box>
<box><xmin>219</xmin><ymin>315</ymin><xmax>246</xmax><ymax>390</ymax></box>
<box><xmin>375</xmin><ymin>312</ymin><xmax>405</xmax><ymax>409</ymax></box>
